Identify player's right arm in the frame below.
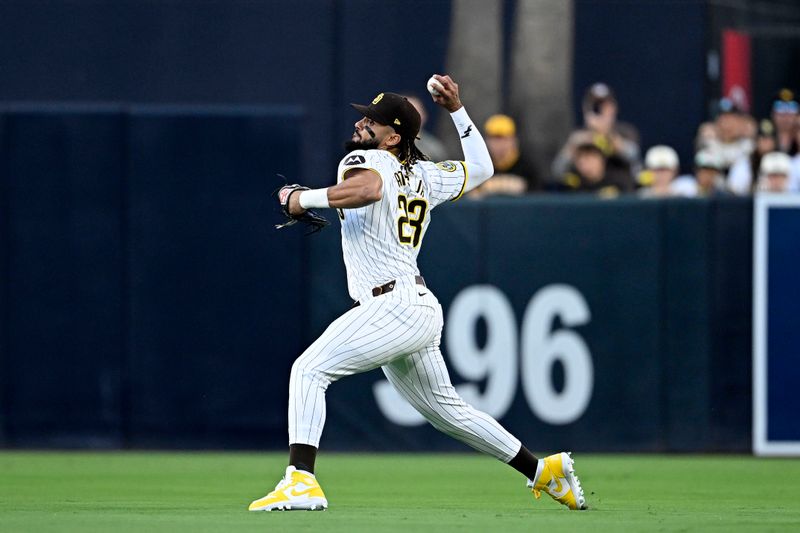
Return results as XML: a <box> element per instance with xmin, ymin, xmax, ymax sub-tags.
<box><xmin>429</xmin><ymin>75</ymin><xmax>494</xmax><ymax>193</ymax></box>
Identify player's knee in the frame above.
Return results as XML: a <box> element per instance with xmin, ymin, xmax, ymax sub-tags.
<box><xmin>425</xmin><ymin>414</ymin><xmax>469</xmax><ymax>439</ymax></box>
<box><xmin>290</xmin><ymin>354</ymin><xmax>330</xmax><ymax>388</ymax></box>
<box><xmin>290</xmin><ymin>356</ymin><xmax>314</xmax><ymax>381</ymax></box>
<box><xmin>425</xmin><ymin>401</ymin><xmax>473</xmax><ymax>430</ymax></box>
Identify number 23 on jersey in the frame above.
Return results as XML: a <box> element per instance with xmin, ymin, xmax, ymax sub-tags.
<box><xmin>397</xmin><ymin>193</ymin><xmax>428</xmax><ymax>247</ymax></box>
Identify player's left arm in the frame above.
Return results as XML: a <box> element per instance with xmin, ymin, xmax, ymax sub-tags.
<box><xmin>287</xmin><ymin>169</ymin><xmax>382</xmax><ymax>215</ymax></box>
<box><xmin>429</xmin><ymin>74</ymin><xmax>494</xmax><ymax>193</ymax></box>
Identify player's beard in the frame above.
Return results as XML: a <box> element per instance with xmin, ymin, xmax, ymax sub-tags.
<box><xmin>344</xmin><ymin>137</ymin><xmax>380</xmax><ymax>152</ymax></box>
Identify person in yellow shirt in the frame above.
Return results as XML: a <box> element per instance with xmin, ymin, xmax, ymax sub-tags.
<box><xmin>467</xmin><ymin>114</ymin><xmax>539</xmax><ymax>198</ymax></box>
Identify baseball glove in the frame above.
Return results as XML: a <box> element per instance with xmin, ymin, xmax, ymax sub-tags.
<box><xmin>274</xmin><ymin>183</ymin><xmax>330</xmax><ymax>234</ymax></box>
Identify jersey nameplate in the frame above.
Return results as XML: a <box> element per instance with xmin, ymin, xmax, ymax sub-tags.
<box><xmin>393</xmin><ymin>170</ymin><xmax>426</xmax><ymax>197</ymax></box>
<box><xmin>393</xmin><ymin>170</ymin><xmax>409</xmax><ymax>188</ymax></box>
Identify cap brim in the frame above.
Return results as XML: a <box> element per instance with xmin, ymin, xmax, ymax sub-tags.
<box><xmin>350</xmin><ymin>103</ymin><xmax>389</xmax><ymax>125</ymax></box>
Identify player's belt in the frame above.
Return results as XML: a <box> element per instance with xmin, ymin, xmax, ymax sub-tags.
<box><xmin>352</xmin><ymin>276</ymin><xmax>426</xmax><ymax>308</ymax></box>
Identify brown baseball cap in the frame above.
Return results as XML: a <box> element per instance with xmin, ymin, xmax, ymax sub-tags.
<box><xmin>351</xmin><ymin>92</ymin><xmax>421</xmax><ymax>140</ymax></box>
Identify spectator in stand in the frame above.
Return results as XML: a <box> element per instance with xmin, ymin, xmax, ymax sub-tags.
<box><xmin>637</xmin><ymin>145</ymin><xmax>693</xmax><ymax>198</ymax></box>
<box><xmin>695</xmin><ymin>98</ymin><xmax>754</xmax><ymax>173</ymax></box>
<box><xmin>771</xmin><ymin>88</ymin><xmax>798</xmax><ymax>156</ymax></box>
<box><xmin>467</xmin><ymin>114</ymin><xmax>538</xmax><ymax>198</ymax></box>
<box><xmin>404</xmin><ymin>94</ymin><xmax>448</xmax><ymax>162</ymax></box>
<box><xmin>789</xmin><ymin>119</ymin><xmax>800</xmax><ymax>191</ymax></box>
<box><xmin>559</xmin><ymin>142</ymin><xmax>631</xmax><ymax>197</ymax></box>
<box><xmin>551</xmin><ymin>82</ymin><xmax>640</xmax><ymax>187</ymax></box>
<box><xmin>695</xmin><ymin>121</ymin><xmax>717</xmax><ymax>151</ymax></box>
<box><xmin>673</xmin><ymin>149</ymin><xmax>727</xmax><ymax>197</ymax></box>
<box><xmin>728</xmin><ymin>119</ymin><xmax>777</xmax><ymax>195</ymax></box>
<box><xmin>756</xmin><ymin>152</ymin><xmax>793</xmax><ymax>193</ymax></box>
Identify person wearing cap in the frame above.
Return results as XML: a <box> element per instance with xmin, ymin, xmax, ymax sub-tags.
<box><xmin>561</xmin><ymin>142</ymin><xmax>608</xmax><ymax>193</ymax></box>
<box><xmin>757</xmin><ymin>152</ymin><xmax>793</xmax><ymax>193</ymax></box>
<box><xmin>728</xmin><ymin>119</ymin><xmax>778</xmax><ymax>195</ymax></box>
<box><xmin>671</xmin><ymin>149</ymin><xmax>727</xmax><ymax>197</ymax></box>
<box><xmin>467</xmin><ymin>114</ymin><xmax>538</xmax><ymax>197</ymax></box>
<box><xmin>638</xmin><ymin>145</ymin><xmax>685</xmax><ymax>198</ymax></box>
<box><xmin>551</xmin><ymin>82</ymin><xmax>640</xmax><ymax>187</ymax></box>
<box><xmin>250</xmin><ymin>74</ymin><xmax>589</xmax><ymax>513</ymax></box>
<box><xmin>695</xmin><ymin>98</ymin><xmax>755</xmax><ymax>173</ymax></box>
<box><xmin>558</xmin><ymin>141</ymin><xmax>632</xmax><ymax>197</ymax></box>
<box><xmin>771</xmin><ymin>88</ymin><xmax>798</xmax><ymax>156</ymax></box>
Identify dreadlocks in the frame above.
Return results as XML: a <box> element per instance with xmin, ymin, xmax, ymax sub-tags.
<box><xmin>398</xmin><ymin>137</ymin><xmax>429</xmax><ymax>180</ymax></box>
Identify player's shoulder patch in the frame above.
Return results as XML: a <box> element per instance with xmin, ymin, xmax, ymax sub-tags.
<box><xmin>435</xmin><ymin>161</ymin><xmax>459</xmax><ymax>172</ymax></box>
<box><xmin>338</xmin><ymin>150</ymin><xmax>387</xmax><ymax>182</ymax></box>
<box><xmin>343</xmin><ymin>154</ymin><xmax>366</xmax><ymax>166</ymax></box>
<box><xmin>341</xmin><ymin>151</ymin><xmax>368</xmax><ymax>167</ymax></box>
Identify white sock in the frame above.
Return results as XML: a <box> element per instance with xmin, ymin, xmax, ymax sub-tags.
<box><xmin>531</xmin><ymin>459</ymin><xmax>545</xmax><ymax>486</ymax></box>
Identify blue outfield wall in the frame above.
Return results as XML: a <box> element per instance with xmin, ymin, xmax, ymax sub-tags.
<box><xmin>0</xmin><ymin>108</ymin><xmax>752</xmax><ymax>451</ymax></box>
<box><xmin>0</xmin><ymin>106</ymin><xmax>306</xmax><ymax>448</ymax></box>
<box><xmin>765</xmin><ymin>208</ymin><xmax>800</xmax><ymax>442</ymax></box>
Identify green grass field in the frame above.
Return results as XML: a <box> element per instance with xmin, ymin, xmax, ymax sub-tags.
<box><xmin>1</xmin><ymin>451</ymin><xmax>798</xmax><ymax>532</ymax></box>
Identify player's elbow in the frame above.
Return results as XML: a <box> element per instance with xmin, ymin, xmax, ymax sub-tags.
<box><xmin>470</xmin><ymin>148</ymin><xmax>494</xmax><ymax>182</ymax></box>
<box><xmin>474</xmin><ymin>160</ymin><xmax>494</xmax><ymax>183</ymax></box>
<box><xmin>483</xmin><ymin>160</ymin><xmax>495</xmax><ymax>179</ymax></box>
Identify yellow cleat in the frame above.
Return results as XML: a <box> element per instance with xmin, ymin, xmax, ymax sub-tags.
<box><xmin>248</xmin><ymin>466</ymin><xmax>328</xmax><ymax>511</ymax></box>
<box><xmin>528</xmin><ymin>452</ymin><xmax>587</xmax><ymax>510</ymax></box>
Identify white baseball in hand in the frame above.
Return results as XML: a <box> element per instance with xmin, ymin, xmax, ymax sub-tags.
<box><xmin>427</xmin><ymin>76</ymin><xmax>444</xmax><ymax>96</ymax></box>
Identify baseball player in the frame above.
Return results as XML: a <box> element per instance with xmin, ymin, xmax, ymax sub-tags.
<box><xmin>249</xmin><ymin>75</ymin><xmax>587</xmax><ymax>512</ymax></box>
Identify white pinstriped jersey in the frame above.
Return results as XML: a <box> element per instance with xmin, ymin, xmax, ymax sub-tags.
<box><xmin>336</xmin><ymin>149</ymin><xmax>468</xmax><ymax>301</ymax></box>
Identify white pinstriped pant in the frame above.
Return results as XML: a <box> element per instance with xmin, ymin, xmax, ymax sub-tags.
<box><xmin>288</xmin><ymin>276</ymin><xmax>522</xmax><ymax>462</ymax></box>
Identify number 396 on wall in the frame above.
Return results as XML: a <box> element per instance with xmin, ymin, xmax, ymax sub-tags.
<box><xmin>374</xmin><ymin>284</ymin><xmax>594</xmax><ymax>426</ymax></box>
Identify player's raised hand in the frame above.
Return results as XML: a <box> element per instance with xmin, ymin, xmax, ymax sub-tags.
<box><xmin>428</xmin><ymin>74</ymin><xmax>462</xmax><ymax>113</ymax></box>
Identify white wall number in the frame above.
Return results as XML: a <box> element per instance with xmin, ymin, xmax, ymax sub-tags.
<box><xmin>445</xmin><ymin>286</ymin><xmax>517</xmax><ymax>419</ymax></box>
<box><xmin>521</xmin><ymin>285</ymin><xmax>593</xmax><ymax>424</ymax></box>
